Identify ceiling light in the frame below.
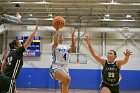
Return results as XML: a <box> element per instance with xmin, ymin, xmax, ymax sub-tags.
<box><xmin>104</xmin><ymin>14</ymin><xmax>110</xmax><ymax>20</ymax></box>
<box><xmin>126</xmin><ymin>15</ymin><xmax>131</xmax><ymax>18</ymax></box>
<box><xmin>46</xmin><ymin>17</ymin><xmax>53</xmax><ymax>20</ymax></box>
<box><xmin>105</xmin><ymin>14</ymin><xmax>110</xmax><ymax>17</ymax></box>
<box><xmin>110</xmin><ymin>0</ymin><xmax>116</xmax><ymax>3</ymax></box>
<box><xmin>42</xmin><ymin>0</ymin><xmax>46</xmax><ymax>2</ymax></box>
<box><xmin>103</xmin><ymin>18</ymin><xmax>110</xmax><ymax>20</ymax></box>
<box><xmin>48</xmin><ymin>14</ymin><xmax>52</xmax><ymax>17</ymax></box>
<box><xmin>29</xmin><ymin>14</ymin><xmax>33</xmax><ymax>17</ymax></box>
<box><xmin>27</xmin><ymin>18</ymin><xmax>38</xmax><ymax>20</ymax></box>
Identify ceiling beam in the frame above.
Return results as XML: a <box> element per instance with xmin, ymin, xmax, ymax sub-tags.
<box><xmin>1</xmin><ymin>2</ymin><xmax>140</xmax><ymax>6</ymax></box>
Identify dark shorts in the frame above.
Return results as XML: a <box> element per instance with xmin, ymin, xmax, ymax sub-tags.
<box><xmin>0</xmin><ymin>74</ymin><xmax>15</xmax><ymax>93</ymax></box>
<box><xmin>100</xmin><ymin>82</ymin><xmax>119</xmax><ymax>93</ymax></box>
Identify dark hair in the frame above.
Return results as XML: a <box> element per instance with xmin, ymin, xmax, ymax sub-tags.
<box><xmin>110</xmin><ymin>50</ymin><xmax>117</xmax><ymax>56</ymax></box>
<box><xmin>9</xmin><ymin>40</ymin><xmax>18</xmax><ymax>49</ymax></box>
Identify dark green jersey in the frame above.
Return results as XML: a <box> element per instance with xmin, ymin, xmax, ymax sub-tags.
<box><xmin>0</xmin><ymin>60</ymin><xmax>2</xmax><ymax>64</ymax></box>
<box><xmin>0</xmin><ymin>60</ymin><xmax>2</xmax><ymax>71</ymax></box>
<box><xmin>2</xmin><ymin>46</ymin><xmax>25</xmax><ymax>79</ymax></box>
<box><xmin>102</xmin><ymin>60</ymin><xmax>120</xmax><ymax>86</ymax></box>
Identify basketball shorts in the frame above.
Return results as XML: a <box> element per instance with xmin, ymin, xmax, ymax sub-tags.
<box><xmin>100</xmin><ymin>82</ymin><xmax>119</xmax><ymax>93</ymax></box>
<box><xmin>50</xmin><ymin>63</ymin><xmax>69</xmax><ymax>81</ymax></box>
<box><xmin>0</xmin><ymin>73</ymin><xmax>15</xmax><ymax>93</ymax></box>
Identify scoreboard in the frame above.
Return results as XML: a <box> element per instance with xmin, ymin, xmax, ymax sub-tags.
<box><xmin>16</xmin><ymin>36</ymin><xmax>41</xmax><ymax>56</ymax></box>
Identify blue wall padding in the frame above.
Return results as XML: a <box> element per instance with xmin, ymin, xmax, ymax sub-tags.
<box><xmin>16</xmin><ymin>68</ymin><xmax>140</xmax><ymax>90</ymax></box>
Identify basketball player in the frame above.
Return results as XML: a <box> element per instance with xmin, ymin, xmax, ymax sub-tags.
<box><xmin>0</xmin><ymin>50</ymin><xmax>18</xmax><ymax>93</ymax></box>
<box><xmin>0</xmin><ymin>50</ymin><xmax>10</xmax><ymax>93</ymax></box>
<box><xmin>85</xmin><ymin>35</ymin><xmax>132</xmax><ymax>93</ymax></box>
<box><xmin>0</xmin><ymin>22</ymin><xmax>39</xmax><ymax>93</ymax></box>
<box><xmin>50</xmin><ymin>29</ymin><xmax>76</xmax><ymax>93</ymax></box>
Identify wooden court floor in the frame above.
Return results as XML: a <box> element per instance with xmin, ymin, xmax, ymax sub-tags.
<box><xmin>17</xmin><ymin>88</ymin><xmax>140</xmax><ymax>93</ymax></box>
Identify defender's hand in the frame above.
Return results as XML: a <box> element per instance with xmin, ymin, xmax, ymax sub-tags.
<box><xmin>123</xmin><ymin>49</ymin><xmax>132</xmax><ymax>57</ymax></box>
<box><xmin>85</xmin><ymin>35</ymin><xmax>91</xmax><ymax>45</ymax></box>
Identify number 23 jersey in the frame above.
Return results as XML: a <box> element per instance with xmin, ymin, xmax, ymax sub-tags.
<box><xmin>102</xmin><ymin>60</ymin><xmax>120</xmax><ymax>85</ymax></box>
<box><xmin>52</xmin><ymin>44</ymin><xmax>71</xmax><ymax>65</ymax></box>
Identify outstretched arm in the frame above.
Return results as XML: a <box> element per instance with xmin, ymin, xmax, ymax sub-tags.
<box><xmin>1</xmin><ymin>60</ymin><xmax>7</xmax><ymax>70</ymax></box>
<box><xmin>117</xmin><ymin>49</ymin><xmax>132</xmax><ymax>68</ymax></box>
<box><xmin>51</xmin><ymin>30</ymin><xmax>60</xmax><ymax>50</ymax></box>
<box><xmin>86</xmin><ymin>35</ymin><xmax>105</xmax><ymax>66</ymax></box>
<box><xmin>69</xmin><ymin>29</ymin><xmax>76</xmax><ymax>53</ymax></box>
<box><xmin>24</xmin><ymin>22</ymin><xmax>39</xmax><ymax>49</ymax></box>
<box><xmin>1</xmin><ymin>50</ymin><xmax>10</xmax><ymax>70</ymax></box>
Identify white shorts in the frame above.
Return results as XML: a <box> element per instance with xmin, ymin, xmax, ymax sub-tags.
<box><xmin>50</xmin><ymin>63</ymin><xmax>69</xmax><ymax>81</ymax></box>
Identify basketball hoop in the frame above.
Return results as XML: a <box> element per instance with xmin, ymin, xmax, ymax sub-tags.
<box><xmin>69</xmin><ymin>53</ymin><xmax>87</xmax><ymax>64</ymax></box>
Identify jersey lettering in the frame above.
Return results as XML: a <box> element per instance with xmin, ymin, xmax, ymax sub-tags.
<box><xmin>52</xmin><ymin>44</ymin><xmax>70</xmax><ymax>64</ymax></box>
<box><xmin>108</xmin><ymin>72</ymin><xmax>115</xmax><ymax>78</ymax></box>
<box><xmin>7</xmin><ymin>56</ymin><xmax>13</xmax><ymax>65</ymax></box>
<box><xmin>63</xmin><ymin>53</ymin><xmax>67</xmax><ymax>60</ymax></box>
<box><xmin>52</xmin><ymin>51</ymin><xmax>56</xmax><ymax>62</ymax></box>
<box><xmin>103</xmin><ymin>61</ymin><xmax>120</xmax><ymax>85</ymax></box>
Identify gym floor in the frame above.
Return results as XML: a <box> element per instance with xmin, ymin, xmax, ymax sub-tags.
<box><xmin>17</xmin><ymin>89</ymin><xmax>140</xmax><ymax>93</ymax></box>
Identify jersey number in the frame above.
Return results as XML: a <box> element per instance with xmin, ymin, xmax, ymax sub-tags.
<box><xmin>108</xmin><ymin>72</ymin><xmax>115</xmax><ymax>78</ymax></box>
<box><xmin>7</xmin><ymin>56</ymin><xmax>13</xmax><ymax>65</ymax></box>
<box><xmin>63</xmin><ymin>53</ymin><xmax>67</xmax><ymax>60</ymax></box>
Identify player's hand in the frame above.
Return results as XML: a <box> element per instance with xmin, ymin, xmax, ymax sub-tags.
<box><xmin>55</xmin><ymin>21</ymin><xmax>61</xmax><ymax>30</ymax></box>
<box><xmin>123</xmin><ymin>49</ymin><xmax>132</xmax><ymax>57</ymax></box>
<box><xmin>85</xmin><ymin>35</ymin><xmax>91</xmax><ymax>45</ymax></box>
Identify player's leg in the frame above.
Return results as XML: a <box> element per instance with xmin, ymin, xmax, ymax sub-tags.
<box><xmin>111</xmin><ymin>85</ymin><xmax>119</xmax><ymax>93</ymax></box>
<box><xmin>59</xmin><ymin>81</ymin><xmax>63</xmax><ymax>93</ymax></box>
<box><xmin>100</xmin><ymin>87</ymin><xmax>111</xmax><ymax>93</ymax></box>
<box><xmin>54</xmin><ymin>69</ymin><xmax>71</xmax><ymax>93</ymax></box>
<box><xmin>13</xmin><ymin>87</ymin><xmax>17</xmax><ymax>93</ymax></box>
<box><xmin>8</xmin><ymin>79</ymin><xmax>16</xmax><ymax>93</ymax></box>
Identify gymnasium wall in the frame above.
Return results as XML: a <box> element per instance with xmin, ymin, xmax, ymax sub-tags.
<box><xmin>1</xmin><ymin>25</ymin><xmax>140</xmax><ymax>90</ymax></box>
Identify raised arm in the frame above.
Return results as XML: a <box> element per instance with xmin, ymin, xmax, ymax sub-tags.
<box><xmin>51</xmin><ymin>30</ymin><xmax>60</xmax><ymax>50</ymax></box>
<box><xmin>24</xmin><ymin>22</ymin><xmax>39</xmax><ymax>49</ymax></box>
<box><xmin>1</xmin><ymin>60</ymin><xmax>7</xmax><ymax>70</ymax></box>
<box><xmin>117</xmin><ymin>49</ymin><xmax>132</xmax><ymax>68</ymax></box>
<box><xmin>1</xmin><ymin>50</ymin><xmax>10</xmax><ymax>70</ymax></box>
<box><xmin>86</xmin><ymin>35</ymin><xmax>105</xmax><ymax>66</ymax></box>
<box><xmin>69</xmin><ymin>29</ymin><xmax>76</xmax><ymax>53</ymax></box>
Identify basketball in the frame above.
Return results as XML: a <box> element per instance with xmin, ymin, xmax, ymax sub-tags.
<box><xmin>52</xmin><ymin>16</ymin><xmax>65</xmax><ymax>30</ymax></box>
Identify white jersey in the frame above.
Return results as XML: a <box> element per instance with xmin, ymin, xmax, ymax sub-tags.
<box><xmin>52</xmin><ymin>44</ymin><xmax>71</xmax><ymax>65</ymax></box>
